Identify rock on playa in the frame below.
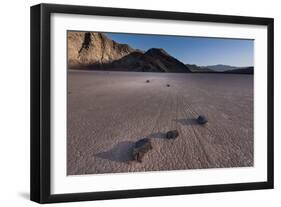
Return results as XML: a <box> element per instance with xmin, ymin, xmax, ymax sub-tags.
<box><xmin>132</xmin><ymin>138</ymin><xmax>152</xmax><ymax>162</ymax></box>
<box><xmin>166</xmin><ymin>130</ymin><xmax>179</xmax><ymax>139</ymax></box>
<box><xmin>197</xmin><ymin>115</ymin><xmax>208</xmax><ymax>125</ymax></box>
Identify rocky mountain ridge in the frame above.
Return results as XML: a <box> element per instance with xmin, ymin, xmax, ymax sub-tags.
<box><xmin>186</xmin><ymin>63</ymin><xmax>253</xmax><ymax>74</ymax></box>
<box><xmin>68</xmin><ymin>31</ymin><xmax>253</xmax><ymax>74</ymax></box>
<box><xmin>68</xmin><ymin>32</ymin><xmax>135</xmax><ymax>68</ymax></box>
<box><xmin>68</xmin><ymin>32</ymin><xmax>191</xmax><ymax>73</ymax></box>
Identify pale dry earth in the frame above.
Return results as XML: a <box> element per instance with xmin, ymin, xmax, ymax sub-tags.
<box><xmin>67</xmin><ymin>71</ymin><xmax>253</xmax><ymax>175</ymax></box>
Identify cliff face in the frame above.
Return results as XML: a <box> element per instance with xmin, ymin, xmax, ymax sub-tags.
<box><xmin>68</xmin><ymin>31</ymin><xmax>191</xmax><ymax>73</ymax></box>
<box><xmin>68</xmin><ymin>32</ymin><xmax>135</xmax><ymax>68</ymax></box>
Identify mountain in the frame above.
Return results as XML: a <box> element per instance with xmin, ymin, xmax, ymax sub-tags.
<box><xmin>68</xmin><ymin>32</ymin><xmax>135</xmax><ymax>69</ymax></box>
<box><xmin>225</xmin><ymin>66</ymin><xmax>254</xmax><ymax>74</ymax></box>
<box><xmin>185</xmin><ymin>64</ymin><xmax>214</xmax><ymax>72</ymax></box>
<box><xmin>68</xmin><ymin>32</ymin><xmax>252</xmax><ymax>74</ymax></box>
<box><xmin>204</xmin><ymin>64</ymin><xmax>254</xmax><ymax>74</ymax></box>
<box><xmin>112</xmin><ymin>48</ymin><xmax>190</xmax><ymax>72</ymax></box>
<box><xmin>202</xmin><ymin>64</ymin><xmax>241</xmax><ymax>72</ymax></box>
<box><xmin>68</xmin><ymin>32</ymin><xmax>191</xmax><ymax>73</ymax></box>
<box><xmin>187</xmin><ymin>63</ymin><xmax>254</xmax><ymax>74</ymax></box>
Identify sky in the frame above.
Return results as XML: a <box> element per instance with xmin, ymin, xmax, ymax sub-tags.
<box><xmin>105</xmin><ymin>32</ymin><xmax>254</xmax><ymax>67</ymax></box>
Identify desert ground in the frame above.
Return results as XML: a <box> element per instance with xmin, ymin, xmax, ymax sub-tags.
<box><xmin>67</xmin><ymin>70</ymin><xmax>253</xmax><ymax>175</ymax></box>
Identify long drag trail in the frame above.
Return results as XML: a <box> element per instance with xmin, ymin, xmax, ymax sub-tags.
<box><xmin>67</xmin><ymin>71</ymin><xmax>253</xmax><ymax>175</ymax></box>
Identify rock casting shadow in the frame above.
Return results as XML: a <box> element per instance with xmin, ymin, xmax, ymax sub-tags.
<box><xmin>95</xmin><ymin>141</ymin><xmax>135</xmax><ymax>162</ymax></box>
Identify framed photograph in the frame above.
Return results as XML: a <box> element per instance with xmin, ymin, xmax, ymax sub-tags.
<box><xmin>30</xmin><ymin>3</ymin><xmax>274</xmax><ymax>203</ymax></box>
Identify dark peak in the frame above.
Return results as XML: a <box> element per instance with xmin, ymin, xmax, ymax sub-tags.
<box><xmin>145</xmin><ymin>48</ymin><xmax>170</xmax><ymax>57</ymax></box>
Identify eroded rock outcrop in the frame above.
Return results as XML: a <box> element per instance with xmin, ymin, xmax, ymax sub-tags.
<box><xmin>68</xmin><ymin>32</ymin><xmax>135</xmax><ymax>68</ymax></box>
<box><xmin>68</xmin><ymin>31</ymin><xmax>191</xmax><ymax>73</ymax></box>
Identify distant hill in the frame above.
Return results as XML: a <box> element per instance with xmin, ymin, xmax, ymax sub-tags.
<box><xmin>202</xmin><ymin>64</ymin><xmax>248</xmax><ymax>72</ymax></box>
<box><xmin>186</xmin><ymin>63</ymin><xmax>253</xmax><ymax>74</ymax></box>
<box><xmin>224</xmin><ymin>66</ymin><xmax>254</xmax><ymax>74</ymax></box>
<box><xmin>185</xmin><ymin>64</ymin><xmax>214</xmax><ymax>72</ymax></box>
<box><xmin>68</xmin><ymin>32</ymin><xmax>191</xmax><ymax>73</ymax></box>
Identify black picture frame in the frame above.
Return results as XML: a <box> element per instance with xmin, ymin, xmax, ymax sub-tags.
<box><xmin>30</xmin><ymin>3</ymin><xmax>274</xmax><ymax>204</ymax></box>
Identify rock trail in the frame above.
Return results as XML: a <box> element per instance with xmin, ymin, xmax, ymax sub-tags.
<box><xmin>67</xmin><ymin>71</ymin><xmax>253</xmax><ymax>175</ymax></box>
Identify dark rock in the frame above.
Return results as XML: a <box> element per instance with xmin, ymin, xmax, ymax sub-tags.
<box><xmin>197</xmin><ymin>115</ymin><xmax>208</xmax><ymax>125</ymax></box>
<box><xmin>146</xmin><ymin>80</ymin><xmax>150</xmax><ymax>83</ymax></box>
<box><xmin>166</xmin><ymin>84</ymin><xmax>170</xmax><ymax>87</ymax></box>
<box><xmin>133</xmin><ymin>138</ymin><xmax>152</xmax><ymax>162</ymax></box>
<box><xmin>166</xmin><ymin>130</ymin><xmax>179</xmax><ymax>139</ymax></box>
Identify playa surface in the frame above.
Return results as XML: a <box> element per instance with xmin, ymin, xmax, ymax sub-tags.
<box><xmin>67</xmin><ymin>70</ymin><xmax>253</xmax><ymax>175</ymax></box>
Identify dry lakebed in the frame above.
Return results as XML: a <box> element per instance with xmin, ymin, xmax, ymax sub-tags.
<box><xmin>67</xmin><ymin>70</ymin><xmax>253</xmax><ymax>175</ymax></box>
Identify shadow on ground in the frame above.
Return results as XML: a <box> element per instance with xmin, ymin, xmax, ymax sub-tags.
<box><xmin>147</xmin><ymin>132</ymin><xmax>166</xmax><ymax>139</ymax></box>
<box><xmin>174</xmin><ymin>118</ymin><xmax>198</xmax><ymax>126</ymax></box>
<box><xmin>95</xmin><ymin>141</ymin><xmax>135</xmax><ymax>162</ymax></box>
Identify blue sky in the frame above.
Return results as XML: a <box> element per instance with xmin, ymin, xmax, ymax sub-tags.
<box><xmin>105</xmin><ymin>32</ymin><xmax>254</xmax><ymax>67</ymax></box>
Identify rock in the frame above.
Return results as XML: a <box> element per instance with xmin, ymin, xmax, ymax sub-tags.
<box><xmin>68</xmin><ymin>32</ymin><xmax>135</xmax><ymax>69</ymax></box>
<box><xmin>166</xmin><ymin>130</ymin><xmax>179</xmax><ymax>139</ymax></box>
<box><xmin>197</xmin><ymin>115</ymin><xmax>208</xmax><ymax>125</ymax></box>
<box><xmin>133</xmin><ymin>138</ymin><xmax>152</xmax><ymax>162</ymax></box>
<box><xmin>166</xmin><ymin>84</ymin><xmax>170</xmax><ymax>87</ymax></box>
<box><xmin>146</xmin><ymin>80</ymin><xmax>150</xmax><ymax>83</ymax></box>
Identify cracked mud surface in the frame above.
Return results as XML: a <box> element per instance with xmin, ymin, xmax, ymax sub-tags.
<box><xmin>67</xmin><ymin>71</ymin><xmax>253</xmax><ymax>175</ymax></box>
